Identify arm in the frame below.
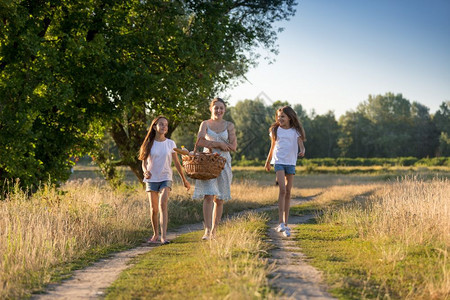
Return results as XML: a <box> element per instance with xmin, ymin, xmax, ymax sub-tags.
<box><xmin>196</xmin><ymin>121</ymin><xmax>233</xmax><ymax>151</ymax></box>
<box><xmin>265</xmin><ymin>139</ymin><xmax>275</xmax><ymax>172</ymax></box>
<box><xmin>298</xmin><ymin>137</ymin><xmax>305</xmax><ymax>157</ymax></box>
<box><xmin>142</xmin><ymin>159</ymin><xmax>151</xmax><ymax>179</ymax></box>
<box><xmin>195</xmin><ymin>121</ymin><xmax>212</xmax><ymax>149</ymax></box>
<box><xmin>172</xmin><ymin>152</ymin><xmax>190</xmax><ymax>190</ymax></box>
<box><xmin>226</xmin><ymin>122</ymin><xmax>237</xmax><ymax>152</ymax></box>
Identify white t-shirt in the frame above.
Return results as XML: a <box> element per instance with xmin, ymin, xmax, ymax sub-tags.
<box><xmin>143</xmin><ymin>139</ymin><xmax>176</xmax><ymax>182</ymax></box>
<box><xmin>270</xmin><ymin>127</ymin><xmax>300</xmax><ymax>166</ymax></box>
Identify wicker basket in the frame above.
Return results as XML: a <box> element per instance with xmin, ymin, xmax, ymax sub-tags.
<box><xmin>176</xmin><ymin>139</ymin><xmax>226</xmax><ymax>180</ymax></box>
<box><xmin>182</xmin><ymin>153</ymin><xmax>226</xmax><ymax>180</ymax></box>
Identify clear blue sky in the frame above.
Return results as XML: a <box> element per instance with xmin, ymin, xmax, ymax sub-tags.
<box><xmin>224</xmin><ymin>0</ymin><xmax>450</xmax><ymax>118</ymax></box>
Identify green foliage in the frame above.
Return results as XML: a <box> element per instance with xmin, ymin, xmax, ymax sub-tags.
<box><xmin>171</xmin><ymin>121</ymin><xmax>200</xmax><ymax>152</ymax></box>
<box><xmin>306</xmin><ymin>111</ymin><xmax>340</xmax><ymax>158</ymax></box>
<box><xmin>231</xmin><ymin>99</ymin><xmax>271</xmax><ymax>160</ymax></box>
<box><xmin>301</xmin><ymin>157</ymin><xmax>450</xmax><ymax>167</ymax></box>
<box><xmin>338</xmin><ymin>111</ymin><xmax>376</xmax><ymax>158</ymax></box>
<box><xmin>416</xmin><ymin>156</ymin><xmax>450</xmax><ymax>166</ymax></box>
<box><xmin>1</xmin><ymin>0</ymin><xmax>297</xmax><ymax>188</ymax></box>
<box><xmin>2</xmin><ymin>1</ymin><xmax>447</xmax><ymax>189</ymax></box>
<box><xmin>410</xmin><ymin>102</ymin><xmax>439</xmax><ymax>157</ymax></box>
<box><xmin>227</xmin><ymin>95</ymin><xmax>447</xmax><ymax>162</ymax></box>
<box><xmin>434</xmin><ymin>101</ymin><xmax>450</xmax><ymax>134</ymax></box>
<box><xmin>234</xmin><ymin>155</ymin><xmax>264</xmax><ymax>166</ymax></box>
<box><xmin>434</xmin><ymin>101</ymin><xmax>450</xmax><ymax>156</ymax></box>
<box><xmin>230</xmin><ymin>94</ymin><xmax>448</xmax><ymax>161</ymax></box>
<box><xmin>347</xmin><ymin>93</ymin><xmax>440</xmax><ymax>158</ymax></box>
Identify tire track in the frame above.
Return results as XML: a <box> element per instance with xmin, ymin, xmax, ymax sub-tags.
<box><xmin>33</xmin><ymin>198</ymin><xmax>334</xmax><ymax>299</ymax></box>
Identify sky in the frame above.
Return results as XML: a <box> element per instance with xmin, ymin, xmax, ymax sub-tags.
<box><xmin>224</xmin><ymin>0</ymin><xmax>450</xmax><ymax>118</ymax></box>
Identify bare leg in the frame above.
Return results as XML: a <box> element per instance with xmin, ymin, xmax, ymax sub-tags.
<box><xmin>211</xmin><ymin>198</ymin><xmax>224</xmax><ymax>236</ymax></box>
<box><xmin>284</xmin><ymin>174</ymin><xmax>294</xmax><ymax>225</ymax></box>
<box><xmin>159</xmin><ymin>187</ymin><xmax>170</xmax><ymax>243</ymax></box>
<box><xmin>276</xmin><ymin>171</ymin><xmax>287</xmax><ymax>224</ymax></box>
<box><xmin>203</xmin><ymin>195</ymin><xmax>214</xmax><ymax>237</ymax></box>
<box><xmin>148</xmin><ymin>191</ymin><xmax>159</xmax><ymax>242</ymax></box>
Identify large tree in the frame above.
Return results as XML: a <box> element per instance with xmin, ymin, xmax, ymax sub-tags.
<box><xmin>307</xmin><ymin>111</ymin><xmax>340</xmax><ymax>158</ymax></box>
<box><xmin>338</xmin><ymin>93</ymin><xmax>438</xmax><ymax>158</ymax></box>
<box><xmin>0</xmin><ymin>0</ymin><xmax>297</xmax><ymax>187</ymax></box>
<box><xmin>337</xmin><ymin>111</ymin><xmax>372</xmax><ymax>157</ymax></box>
<box><xmin>409</xmin><ymin>102</ymin><xmax>438</xmax><ymax>158</ymax></box>
<box><xmin>231</xmin><ymin>99</ymin><xmax>271</xmax><ymax>160</ymax></box>
<box><xmin>356</xmin><ymin>93</ymin><xmax>412</xmax><ymax>157</ymax></box>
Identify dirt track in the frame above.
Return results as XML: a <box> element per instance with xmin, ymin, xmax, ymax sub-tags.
<box><xmin>33</xmin><ymin>199</ymin><xmax>335</xmax><ymax>299</ymax></box>
<box><xmin>268</xmin><ymin>214</ymin><xmax>334</xmax><ymax>299</ymax></box>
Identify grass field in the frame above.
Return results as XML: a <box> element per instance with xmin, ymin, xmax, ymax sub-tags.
<box><xmin>292</xmin><ymin>176</ymin><xmax>449</xmax><ymax>299</ymax></box>
<box><xmin>1</xmin><ymin>165</ymin><xmax>449</xmax><ymax>299</ymax></box>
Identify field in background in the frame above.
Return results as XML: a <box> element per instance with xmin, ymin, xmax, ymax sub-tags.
<box><xmin>69</xmin><ymin>164</ymin><xmax>450</xmax><ymax>185</ymax></box>
<box><xmin>1</xmin><ymin>165</ymin><xmax>449</xmax><ymax>298</ymax></box>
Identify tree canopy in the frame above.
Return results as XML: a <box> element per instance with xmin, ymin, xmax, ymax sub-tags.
<box><xmin>0</xmin><ymin>0</ymin><xmax>297</xmax><ymax>187</ymax></box>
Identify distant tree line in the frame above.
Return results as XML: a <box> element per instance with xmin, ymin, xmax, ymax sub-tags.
<box><xmin>172</xmin><ymin>93</ymin><xmax>450</xmax><ymax>160</ymax></box>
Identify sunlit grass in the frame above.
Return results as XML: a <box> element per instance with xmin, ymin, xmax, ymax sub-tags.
<box><xmin>298</xmin><ymin>176</ymin><xmax>450</xmax><ymax>299</ymax></box>
<box><xmin>2</xmin><ymin>165</ymin><xmax>448</xmax><ymax>298</ymax></box>
<box><xmin>0</xmin><ymin>179</ymin><xmax>151</xmax><ymax>298</ymax></box>
<box><xmin>0</xmin><ymin>173</ymin><xmax>285</xmax><ymax>298</ymax></box>
<box><xmin>105</xmin><ymin>212</ymin><xmax>278</xmax><ymax>299</ymax></box>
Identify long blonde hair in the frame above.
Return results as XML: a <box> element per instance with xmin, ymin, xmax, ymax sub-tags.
<box><xmin>138</xmin><ymin>116</ymin><xmax>168</xmax><ymax>161</ymax></box>
<box><xmin>269</xmin><ymin>106</ymin><xmax>306</xmax><ymax>143</ymax></box>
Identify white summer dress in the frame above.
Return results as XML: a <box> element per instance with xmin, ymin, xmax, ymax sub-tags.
<box><xmin>192</xmin><ymin>123</ymin><xmax>232</xmax><ymax>201</ymax></box>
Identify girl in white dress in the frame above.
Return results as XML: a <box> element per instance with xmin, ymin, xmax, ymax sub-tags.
<box><xmin>193</xmin><ymin>98</ymin><xmax>237</xmax><ymax>240</ymax></box>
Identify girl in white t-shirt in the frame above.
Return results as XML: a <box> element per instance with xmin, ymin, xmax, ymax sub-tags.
<box><xmin>138</xmin><ymin>116</ymin><xmax>190</xmax><ymax>245</ymax></box>
<box><xmin>265</xmin><ymin>106</ymin><xmax>306</xmax><ymax>238</ymax></box>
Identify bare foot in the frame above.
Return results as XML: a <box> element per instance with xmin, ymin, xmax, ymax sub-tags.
<box><xmin>147</xmin><ymin>235</ymin><xmax>159</xmax><ymax>243</ymax></box>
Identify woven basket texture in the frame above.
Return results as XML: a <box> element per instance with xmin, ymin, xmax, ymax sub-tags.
<box><xmin>182</xmin><ymin>153</ymin><xmax>226</xmax><ymax>180</ymax></box>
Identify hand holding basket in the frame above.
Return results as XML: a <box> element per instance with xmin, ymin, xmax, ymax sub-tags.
<box><xmin>173</xmin><ymin>140</ymin><xmax>226</xmax><ymax>180</ymax></box>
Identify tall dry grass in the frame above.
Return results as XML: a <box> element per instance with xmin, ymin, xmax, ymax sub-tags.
<box><xmin>366</xmin><ymin>177</ymin><xmax>449</xmax><ymax>246</ymax></box>
<box><xmin>319</xmin><ymin>176</ymin><xmax>450</xmax><ymax>298</ymax></box>
<box><xmin>365</xmin><ymin>177</ymin><xmax>449</xmax><ymax>299</ymax></box>
<box><xmin>321</xmin><ymin>177</ymin><xmax>450</xmax><ymax>246</ymax></box>
<box><xmin>0</xmin><ymin>179</ymin><xmax>151</xmax><ymax>298</ymax></box>
<box><xmin>0</xmin><ymin>177</ymin><xmax>287</xmax><ymax>298</ymax></box>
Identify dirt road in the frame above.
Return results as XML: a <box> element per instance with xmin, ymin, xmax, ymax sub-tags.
<box><xmin>33</xmin><ymin>199</ymin><xmax>334</xmax><ymax>299</ymax></box>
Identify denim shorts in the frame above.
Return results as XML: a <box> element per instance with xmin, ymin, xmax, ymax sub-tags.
<box><xmin>146</xmin><ymin>180</ymin><xmax>172</xmax><ymax>192</ymax></box>
<box><xmin>274</xmin><ymin>164</ymin><xmax>296</xmax><ymax>175</ymax></box>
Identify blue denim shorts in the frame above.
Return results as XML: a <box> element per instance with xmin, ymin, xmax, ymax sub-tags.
<box><xmin>274</xmin><ymin>164</ymin><xmax>296</xmax><ymax>175</ymax></box>
<box><xmin>146</xmin><ymin>180</ymin><xmax>172</xmax><ymax>192</ymax></box>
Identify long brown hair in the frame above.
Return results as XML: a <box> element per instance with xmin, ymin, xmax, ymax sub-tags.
<box><xmin>138</xmin><ymin>116</ymin><xmax>168</xmax><ymax>161</ymax></box>
<box><xmin>269</xmin><ymin>106</ymin><xmax>306</xmax><ymax>143</ymax></box>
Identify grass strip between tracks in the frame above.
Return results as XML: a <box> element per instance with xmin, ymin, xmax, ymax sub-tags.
<box><xmin>105</xmin><ymin>212</ymin><xmax>278</xmax><ymax>299</ymax></box>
